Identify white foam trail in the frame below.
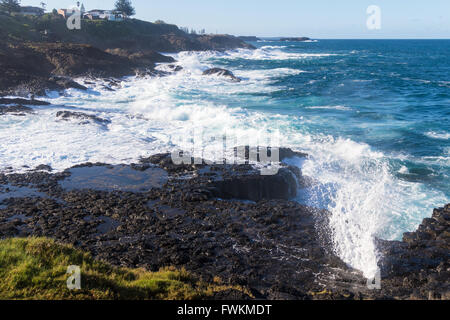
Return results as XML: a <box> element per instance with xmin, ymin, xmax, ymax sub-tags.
<box><xmin>191</xmin><ymin>47</ymin><xmax>339</xmax><ymax>61</ymax></box>
<box><xmin>425</xmin><ymin>131</ymin><xmax>450</xmax><ymax>140</ymax></box>
<box><xmin>305</xmin><ymin>105</ymin><xmax>351</xmax><ymax>111</ymax></box>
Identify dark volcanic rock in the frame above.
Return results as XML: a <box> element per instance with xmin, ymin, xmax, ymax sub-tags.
<box><xmin>233</xmin><ymin>146</ymin><xmax>308</xmax><ymax>163</ymax></box>
<box><xmin>195</xmin><ymin>34</ymin><xmax>255</xmax><ymax>51</ymax></box>
<box><xmin>0</xmin><ymin>98</ymin><xmax>50</xmax><ymax>106</ymax></box>
<box><xmin>0</xmin><ymin>105</ymin><xmax>34</xmax><ymax>116</ymax></box>
<box><xmin>280</xmin><ymin>37</ymin><xmax>311</xmax><ymax>42</ymax></box>
<box><xmin>0</xmin><ymin>43</ymin><xmax>173</xmax><ymax>96</ymax></box>
<box><xmin>376</xmin><ymin>204</ymin><xmax>450</xmax><ymax>299</ymax></box>
<box><xmin>0</xmin><ymin>158</ymin><xmax>369</xmax><ymax>300</ymax></box>
<box><xmin>167</xmin><ymin>64</ymin><xmax>183</xmax><ymax>72</ymax></box>
<box><xmin>211</xmin><ymin>167</ymin><xmax>298</xmax><ymax>201</ymax></box>
<box><xmin>0</xmin><ymin>151</ymin><xmax>447</xmax><ymax>300</ymax></box>
<box><xmin>48</xmin><ymin>76</ymin><xmax>87</xmax><ymax>91</ymax></box>
<box><xmin>238</xmin><ymin>36</ymin><xmax>261</xmax><ymax>42</ymax></box>
<box><xmin>106</xmin><ymin>48</ymin><xmax>176</xmax><ymax>65</ymax></box>
<box><xmin>33</xmin><ymin>165</ymin><xmax>53</xmax><ymax>172</ymax></box>
<box><xmin>203</xmin><ymin>68</ymin><xmax>241</xmax><ymax>82</ymax></box>
<box><xmin>56</xmin><ymin>111</ymin><xmax>111</xmax><ymax>125</ymax></box>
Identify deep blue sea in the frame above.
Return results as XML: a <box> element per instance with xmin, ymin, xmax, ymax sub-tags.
<box><xmin>1</xmin><ymin>39</ymin><xmax>448</xmax><ymax>277</ymax></box>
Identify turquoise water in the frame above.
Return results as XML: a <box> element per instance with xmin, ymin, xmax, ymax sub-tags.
<box><xmin>214</xmin><ymin>39</ymin><xmax>450</xmax><ymax>199</ymax></box>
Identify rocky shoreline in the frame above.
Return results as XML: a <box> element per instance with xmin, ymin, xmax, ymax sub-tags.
<box><xmin>0</xmin><ymin>13</ymin><xmax>253</xmax><ymax>97</ymax></box>
<box><xmin>0</xmin><ymin>150</ymin><xmax>448</xmax><ymax>300</ymax></box>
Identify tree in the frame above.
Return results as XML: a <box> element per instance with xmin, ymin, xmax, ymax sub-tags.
<box><xmin>114</xmin><ymin>0</ymin><xmax>135</xmax><ymax>18</ymax></box>
<box><xmin>0</xmin><ymin>0</ymin><xmax>21</xmax><ymax>14</ymax></box>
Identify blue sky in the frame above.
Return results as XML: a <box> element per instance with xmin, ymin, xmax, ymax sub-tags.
<box><xmin>22</xmin><ymin>0</ymin><xmax>450</xmax><ymax>38</ymax></box>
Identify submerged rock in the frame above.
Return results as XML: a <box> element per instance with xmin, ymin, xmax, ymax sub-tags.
<box><xmin>280</xmin><ymin>37</ymin><xmax>311</xmax><ymax>42</ymax></box>
<box><xmin>202</xmin><ymin>68</ymin><xmax>241</xmax><ymax>82</ymax></box>
<box><xmin>48</xmin><ymin>76</ymin><xmax>87</xmax><ymax>91</ymax></box>
<box><xmin>33</xmin><ymin>165</ymin><xmax>53</xmax><ymax>172</ymax></box>
<box><xmin>0</xmin><ymin>105</ymin><xmax>34</xmax><ymax>116</ymax></box>
<box><xmin>0</xmin><ymin>98</ymin><xmax>50</xmax><ymax>106</ymax></box>
<box><xmin>376</xmin><ymin>204</ymin><xmax>450</xmax><ymax>299</ymax></box>
<box><xmin>167</xmin><ymin>64</ymin><xmax>183</xmax><ymax>72</ymax></box>
<box><xmin>56</xmin><ymin>111</ymin><xmax>111</xmax><ymax>125</ymax></box>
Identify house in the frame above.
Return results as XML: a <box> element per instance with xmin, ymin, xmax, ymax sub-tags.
<box><xmin>84</xmin><ymin>10</ymin><xmax>124</xmax><ymax>21</ymax></box>
<box><xmin>20</xmin><ymin>6</ymin><xmax>45</xmax><ymax>16</ymax></box>
<box><xmin>57</xmin><ymin>3</ymin><xmax>85</xmax><ymax>18</ymax></box>
<box><xmin>57</xmin><ymin>9</ymin><xmax>69</xmax><ymax>18</ymax></box>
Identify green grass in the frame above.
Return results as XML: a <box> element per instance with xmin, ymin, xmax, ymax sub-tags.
<box><xmin>0</xmin><ymin>237</ymin><xmax>248</xmax><ymax>300</ymax></box>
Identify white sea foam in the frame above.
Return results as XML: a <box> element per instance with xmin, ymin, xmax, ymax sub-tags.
<box><xmin>296</xmin><ymin>136</ymin><xmax>447</xmax><ymax>278</ymax></box>
<box><xmin>425</xmin><ymin>131</ymin><xmax>450</xmax><ymax>140</ymax></box>
<box><xmin>305</xmin><ymin>105</ymin><xmax>351</xmax><ymax>111</ymax></box>
<box><xmin>201</xmin><ymin>47</ymin><xmax>339</xmax><ymax>61</ymax></box>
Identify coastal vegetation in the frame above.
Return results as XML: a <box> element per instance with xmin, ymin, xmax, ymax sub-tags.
<box><xmin>0</xmin><ymin>0</ymin><xmax>21</xmax><ymax>14</ymax></box>
<box><xmin>0</xmin><ymin>237</ymin><xmax>248</xmax><ymax>300</ymax></box>
<box><xmin>114</xmin><ymin>0</ymin><xmax>135</xmax><ymax>18</ymax></box>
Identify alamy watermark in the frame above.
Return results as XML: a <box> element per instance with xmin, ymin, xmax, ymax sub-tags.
<box><xmin>367</xmin><ymin>5</ymin><xmax>382</xmax><ymax>30</ymax></box>
<box><xmin>66</xmin><ymin>8</ymin><xmax>81</xmax><ymax>30</ymax></box>
<box><xmin>366</xmin><ymin>268</ymin><xmax>381</xmax><ymax>290</ymax></box>
<box><xmin>66</xmin><ymin>265</ymin><xmax>81</xmax><ymax>290</ymax></box>
<box><xmin>170</xmin><ymin>129</ymin><xmax>282</xmax><ymax>175</ymax></box>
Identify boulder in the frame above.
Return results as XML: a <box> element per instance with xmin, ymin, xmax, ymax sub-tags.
<box><xmin>56</xmin><ymin>111</ymin><xmax>111</xmax><ymax>125</ymax></box>
<box><xmin>202</xmin><ymin>68</ymin><xmax>241</xmax><ymax>82</ymax></box>
<box><xmin>0</xmin><ymin>105</ymin><xmax>34</xmax><ymax>116</ymax></box>
<box><xmin>280</xmin><ymin>37</ymin><xmax>311</xmax><ymax>42</ymax></box>
<box><xmin>0</xmin><ymin>98</ymin><xmax>50</xmax><ymax>106</ymax></box>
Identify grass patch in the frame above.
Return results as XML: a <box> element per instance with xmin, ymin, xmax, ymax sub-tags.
<box><xmin>0</xmin><ymin>237</ymin><xmax>248</xmax><ymax>300</ymax></box>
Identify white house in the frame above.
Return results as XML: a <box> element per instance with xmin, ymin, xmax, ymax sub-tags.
<box><xmin>85</xmin><ymin>9</ymin><xmax>123</xmax><ymax>21</ymax></box>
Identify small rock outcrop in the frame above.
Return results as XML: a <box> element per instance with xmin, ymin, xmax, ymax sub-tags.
<box><xmin>376</xmin><ymin>204</ymin><xmax>450</xmax><ymax>299</ymax></box>
<box><xmin>0</xmin><ymin>98</ymin><xmax>50</xmax><ymax>106</ymax></box>
<box><xmin>202</xmin><ymin>68</ymin><xmax>241</xmax><ymax>82</ymax></box>
<box><xmin>280</xmin><ymin>37</ymin><xmax>311</xmax><ymax>42</ymax></box>
<box><xmin>0</xmin><ymin>105</ymin><xmax>34</xmax><ymax>116</ymax></box>
<box><xmin>56</xmin><ymin>111</ymin><xmax>111</xmax><ymax>125</ymax></box>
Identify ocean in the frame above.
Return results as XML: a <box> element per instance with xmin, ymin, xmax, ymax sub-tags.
<box><xmin>1</xmin><ymin>39</ymin><xmax>449</xmax><ymax>278</ymax></box>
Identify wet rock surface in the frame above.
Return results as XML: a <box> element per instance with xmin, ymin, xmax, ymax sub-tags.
<box><xmin>280</xmin><ymin>37</ymin><xmax>311</xmax><ymax>42</ymax></box>
<box><xmin>0</xmin><ymin>105</ymin><xmax>34</xmax><ymax>116</ymax></box>
<box><xmin>202</xmin><ymin>68</ymin><xmax>241</xmax><ymax>82</ymax></box>
<box><xmin>0</xmin><ymin>150</ymin><xmax>448</xmax><ymax>300</ymax></box>
<box><xmin>376</xmin><ymin>204</ymin><xmax>450</xmax><ymax>299</ymax></box>
<box><xmin>55</xmin><ymin>111</ymin><xmax>111</xmax><ymax>125</ymax></box>
<box><xmin>0</xmin><ymin>98</ymin><xmax>50</xmax><ymax>106</ymax></box>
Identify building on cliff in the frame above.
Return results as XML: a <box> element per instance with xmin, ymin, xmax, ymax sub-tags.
<box><xmin>85</xmin><ymin>9</ymin><xmax>124</xmax><ymax>21</ymax></box>
<box><xmin>19</xmin><ymin>6</ymin><xmax>45</xmax><ymax>16</ymax></box>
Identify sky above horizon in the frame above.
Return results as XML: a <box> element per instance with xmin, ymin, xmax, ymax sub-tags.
<box><xmin>22</xmin><ymin>0</ymin><xmax>450</xmax><ymax>38</ymax></box>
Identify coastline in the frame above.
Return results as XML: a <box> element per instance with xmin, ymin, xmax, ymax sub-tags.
<box><xmin>0</xmin><ymin>152</ymin><xmax>448</xmax><ymax>300</ymax></box>
<box><xmin>1</xmin><ymin>13</ymin><xmax>448</xmax><ymax>300</ymax></box>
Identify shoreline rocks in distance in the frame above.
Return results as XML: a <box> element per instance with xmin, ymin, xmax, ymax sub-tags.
<box><xmin>56</xmin><ymin>111</ymin><xmax>111</xmax><ymax>125</ymax></box>
<box><xmin>0</xmin><ymin>105</ymin><xmax>34</xmax><ymax>116</ymax></box>
<box><xmin>279</xmin><ymin>37</ymin><xmax>311</xmax><ymax>42</ymax></box>
<box><xmin>0</xmin><ymin>14</ymin><xmax>254</xmax><ymax>97</ymax></box>
<box><xmin>238</xmin><ymin>36</ymin><xmax>261</xmax><ymax>41</ymax></box>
